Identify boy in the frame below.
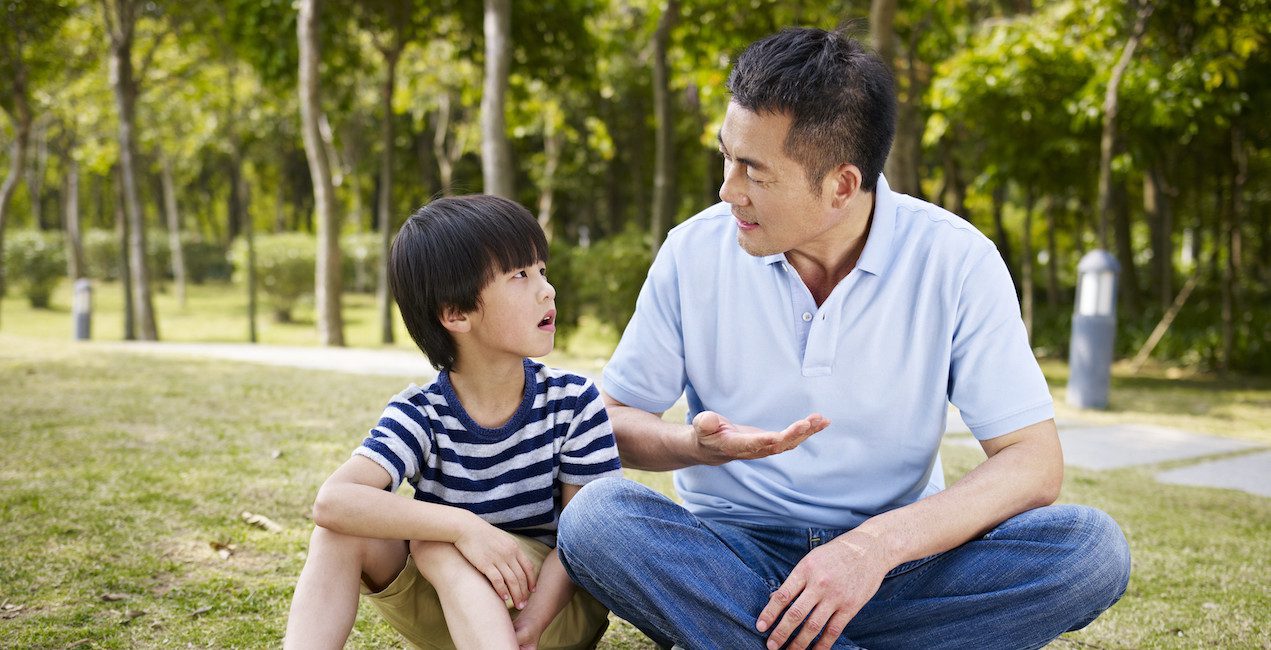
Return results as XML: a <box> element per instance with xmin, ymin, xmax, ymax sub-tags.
<box><xmin>285</xmin><ymin>195</ymin><xmax>622</xmax><ymax>650</ymax></box>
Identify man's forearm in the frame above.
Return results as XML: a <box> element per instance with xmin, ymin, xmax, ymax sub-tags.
<box><xmin>606</xmin><ymin>403</ymin><xmax>701</xmax><ymax>471</ymax></box>
<box><xmin>847</xmin><ymin>420</ymin><xmax>1064</xmax><ymax>569</ymax></box>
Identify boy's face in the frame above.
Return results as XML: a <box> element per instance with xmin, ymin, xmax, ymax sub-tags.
<box><xmin>464</xmin><ymin>261</ymin><xmax>557</xmax><ymax>361</ymax></box>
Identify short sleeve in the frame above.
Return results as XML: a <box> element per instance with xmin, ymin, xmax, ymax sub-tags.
<box><xmin>352</xmin><ymin>392</ymin><xmax>433</xmax><ymax>492</ymax></box>
<box><xmin>948</xmin><ymin>249</ymin><xmax>1055</xmax><ymax>440</ymax></box>
<box><xmin>558</xmin><ymin>381</ymin><xmax>623</xmax><ymax>485</ymax></box>
<box><xmin>602</xmin><ymin>243</ymin><xmax>687</xmax><ymax>413</ymax></box>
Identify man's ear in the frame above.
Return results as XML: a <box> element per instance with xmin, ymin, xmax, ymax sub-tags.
<box><xmin>827</xmin><ymin>163</ymin><xmax>863</xmax><ymax>208</ymax></box>
<box><xmin>440</xmin><ymin>306</ymin><xmax>472</xmax><ymax>334</ymax></box>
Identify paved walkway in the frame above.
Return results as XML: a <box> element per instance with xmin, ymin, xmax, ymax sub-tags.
<box><xmin>108</xmin><ymin>340</ymin><xmax>1270</xmax><ymax>498</ymax></box>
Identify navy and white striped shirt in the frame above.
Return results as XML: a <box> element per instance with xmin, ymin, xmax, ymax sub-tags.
<box><xmin>354</xmin><ymin>359</ymin><xmax>623</xmax><ymax>546</ymax></box>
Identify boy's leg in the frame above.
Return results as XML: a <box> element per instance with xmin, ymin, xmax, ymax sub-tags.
<box><xmin>844</xmin><ymin>504</ymin><xmax>1132</xmax><ymax>650</ymax></box>
<box><xmin>284</xmin><ymin>526</ymin><xmax>408</xmax><ymax>650</ymax></box>
<box><xmin>411</xmin><ymin>539</ymin><xmax>518</xmax><ymax>650</ymax></box>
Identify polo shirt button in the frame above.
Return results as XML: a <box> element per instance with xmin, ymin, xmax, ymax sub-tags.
<box><xmin>802</xmin><ymin>312</ymin><xmax>813</xmax><ymax>322</ymax></box>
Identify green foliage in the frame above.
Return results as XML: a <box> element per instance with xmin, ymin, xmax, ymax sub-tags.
<box><xmin>80</xmin><ymin>230</ymin><xmax>221</xmax><ymax>283</ymax></box>
<box><xmin>3</xmin><ymin>230</ymin><xmax>66</xmax><ymax>308</ymax></box>
<box><xmin>341</xmin><ymin>232</ymin><xmax>382</xmax><ymax>294</ymax></box>
<box><xmin>232</xmin><ymin>233</ymin><xmax>315</xmax><ymax>323</ymax></box>
<box><xmin>558</xmin><ymin>227</ymin><xmax>653</xmax><ymax>337</ymax></box>
<box><xmin>183</xmin><ymin>239</ymin><xmax>233</xmax><ymax>283</ymax></box>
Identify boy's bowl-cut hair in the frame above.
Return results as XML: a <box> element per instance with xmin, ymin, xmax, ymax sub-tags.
<box><xmin>389</xmin><ymin>195</ymin><xmax>549</xmax><ymax>371</ymax></box>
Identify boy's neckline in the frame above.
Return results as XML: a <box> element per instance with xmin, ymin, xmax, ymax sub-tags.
<box><xmin>438</xmin><ymin>358</ymin><xmax>537</xmax><ymax>440</ymax></box>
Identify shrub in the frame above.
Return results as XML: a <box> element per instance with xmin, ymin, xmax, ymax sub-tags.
<box><xmin>563</xmin><ymin>226</ymin><xmax>653</xmax><ymax>336</ymax></box>
<box><xmin>232</xmin><ymin>233</ymin><xmax>315</xmax><ymax>322</ymax></box>
<box><xmin>81</xmin><ymin>229</ymin><xmax>216</xmax><ymax>283</ymax></box>
<box><xmin>341</xmin><ymin>232</ymin><xmax>382</xmax><ymax>294</ymax></box>
<box><xmin>182</xmin><ymin>237</ymin><xmax>233</xmax><ymax>283</ymax></box>
<box><xmin>3</xmin><ymin>230</ymin><xmax>67</xmax><ymax>308</ymax></box>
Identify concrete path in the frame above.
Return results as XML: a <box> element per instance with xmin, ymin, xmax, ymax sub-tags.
<box><xmin>107</xmin><ymin>340</ymin><xmax>1270</xmax><ymax>499</ymax></box>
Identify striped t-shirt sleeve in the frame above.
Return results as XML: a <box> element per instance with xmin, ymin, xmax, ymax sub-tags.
<box><xmin>352</xmin><ymin>388</ymin><xmax>432</xmax><ymax>492</ymax></box>
<box><xmin>559</xmin><ymin>381</ymin><xmax>623</xmax><ymax>485</ymax></box>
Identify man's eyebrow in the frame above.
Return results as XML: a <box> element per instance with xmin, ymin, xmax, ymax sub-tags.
<box><xmin>715</xmin><ymin>132</ymin><xmax>770</xmax><ymax>172</ymax></box>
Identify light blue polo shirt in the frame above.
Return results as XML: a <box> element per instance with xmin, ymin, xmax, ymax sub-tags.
<box><xmin>602</xmin><ymin>176</ymin><xmax>1054</xmax><ymax>529</ymax></box>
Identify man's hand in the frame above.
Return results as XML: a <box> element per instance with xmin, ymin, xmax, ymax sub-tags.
<box><xmin>693</xmin><ymin>411</ymin><xmax>829</xmax><ymax>465</ymax></box>
<box><xmin>453</xmin><ymin>518</ymin><xmax>538</xmax><ymax>610</ymax></box>
<box><xmin>756</xmin><ymin>530</ymin><xmax>890</xmax><ymax>650</ymax></box>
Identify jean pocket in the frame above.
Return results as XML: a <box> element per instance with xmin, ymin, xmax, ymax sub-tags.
<box><xmin>884</xmin><ymin>551</ymin><xmax>942</xmax><ymax>578</ymax></box>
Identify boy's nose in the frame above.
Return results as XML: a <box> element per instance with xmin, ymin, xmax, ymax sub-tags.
<box><xmin>541</xmin><ymin>280</ymin><xmax>556</xmax><ymax>302</ymax></box>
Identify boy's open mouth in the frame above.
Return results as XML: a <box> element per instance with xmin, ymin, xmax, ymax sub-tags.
<box><xmin>538</xmin><ymin>310</ymin><xmax>557</xmax><ymax>330</ymax></box>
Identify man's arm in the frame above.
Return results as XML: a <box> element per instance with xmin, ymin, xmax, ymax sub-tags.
<box><xmin>602</xmin><ymin>392</ymin><xmax>830</xmax><ymax>471</ymax></box>
<box><xmin>758</xmin><ymin>418</ymin><xmax>1063</xmax><ymax>650</ymax></box>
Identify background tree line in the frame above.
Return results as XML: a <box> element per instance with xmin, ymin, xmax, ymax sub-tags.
<box><xmin>1</xmin><ymin>0</ymin><xmax>1267</xmax><ymax>372</ymax></box>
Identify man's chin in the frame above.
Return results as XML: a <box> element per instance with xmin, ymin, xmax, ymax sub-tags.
<box><xmin>736</xmin><ymin>232</ymin><xmax>778</xmax><ymax>257</ymax></box>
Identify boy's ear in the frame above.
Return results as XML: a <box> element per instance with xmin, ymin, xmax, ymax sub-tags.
<box><xmin>440</xmin><ymin>306</ymin><xmax>472</xmax><ymax>333</ymax></box>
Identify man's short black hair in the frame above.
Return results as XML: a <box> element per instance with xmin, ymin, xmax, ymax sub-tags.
<box><xmin>727</xmin><ymin>27</ymin><xmax>896</xmax><ymax>193</ymax></box>
<box><xmin>389</xmin><ymin>194</ymin><xmax>549</xmax><ymax>371</ymax></box>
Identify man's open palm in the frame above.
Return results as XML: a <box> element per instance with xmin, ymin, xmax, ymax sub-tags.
<box><xmin>693</xmin><ymin>410</ymin><xmax>829</xmax><ymax>465</ymax></box>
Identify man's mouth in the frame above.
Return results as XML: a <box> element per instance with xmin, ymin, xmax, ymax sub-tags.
<box><xmin>735</xmin><ymin>215</ymin><xmax>759</xmax><ymax>231</ymax></box>
<box><xmin>538</xmin><ymin>310</ymin><xmax>557</xmax><ymax>332</ymax></box>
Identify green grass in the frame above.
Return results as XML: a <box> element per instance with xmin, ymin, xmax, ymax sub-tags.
<box><xmin>0</xmin><ymin>335</ymin><xmax>1267</xmax><ymax>648</ymax></box>
<box><xmin>3</xmin><ymin>280</ymin><xmax>1270</xmax><ymax>647</ymax></box>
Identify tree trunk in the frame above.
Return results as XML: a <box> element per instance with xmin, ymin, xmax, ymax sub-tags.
<box><xmin>26</xmin><ymin>119</ymin><xmax>49</xmax><ymax>230</ymax></box>
<box><xmin>243</xmin><ymin>172</ymin><xmax>257</xmax><ymax>343</ymax></box>
<box><xmin>1143</xmin><ymin>165</ymin><xmax>1169</xmax><ymax>309</ymax></box>
<box><xmin>1045</xmin><ymin>197</ymin><xmax>1060</xmax><ymax>308</ymax></box>
<box><xmin>1021</xmin><ymin>188</ymin><xmax>1035</xmax><ymax>339</ymax></box>
<box><xmin>940</xmin><ymin>139</ymin><xmax>966</xmax><ymax>220</ymax></box>
<box><xmin>481</xmin><ymin>0</ymin><xmax>514</xmax><ymax>198</ymax></box>
<box><xmin>1096</xmin><ymin>0</ymin><xmax>1152</xmax><ymax>249</ymax></box>
<box><xmin>537</xmin><ymin>104</ymin><xmax>562</xmax><ymax>241</ymax></box>
<box><xmin>869</xmin><ymin>0</ymin><xmax>898</xmax><ymax>72</ymax></box>
<box><xmin>1113</xmin><ymin>182</ymin><xmax>1139</xmax><ymax>311</ymax></box>
<box><xmin>0</xmin><ymin>118</ymin><xmax>29</xmax><ymax>331</ymax></box>
<box><xmin>432</xmin><ymin>93</ymin><xmax>458</xmax><ymax>195</ymax></box>
<box><xmin>1222</xmin><ymin>125</ymin><xmax>1247</xmax><ymax>372</ymax></box>
<box><xmin>649</xmin><ymin>0</ymin><xmax>679</xmax><ymax>255</ymax></box>
<box><xmin>159</xmin><ymin>153</ymin><xmax>187</xmax><ymax>308</ymax></box>
<box><xmin>107</xmin><ymin>17</ymin><xmax>159</xmax><ymax>340</ymax></box>
<box><xmin>298</xmin><ymin>0</ymin><xmax>345</xmax><ymax>346</ymax></box>
<box><xmin>64</xmin><ymin>155</ymin><xmax>85</xmax><ymax>279</ymax></box>
<box><xmin>376</xmin><ymin>43</ymin><xmax>401</xmax><ymax>345</ymax></box>
<box><xmin>114</xmin><ymin>165</ymin><xmax>135</xmax><ymax>340</ymax></box>
<box><xmin>991</xmin><ymin>184</ymin><xmax>1017</xmax><ymax>290</ymax></box>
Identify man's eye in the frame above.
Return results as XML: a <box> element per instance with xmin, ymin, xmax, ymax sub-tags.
<box><xmin>747</xmin><ymin>175</ymin><xmax>766</xmax><ymax>184</ymax></box>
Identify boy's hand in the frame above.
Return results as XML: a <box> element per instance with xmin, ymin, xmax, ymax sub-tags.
<box><xmin>513</xmin><ymin>613</ymin><xmax>546</xmax><ymax>650</ymax></box>
<box><xmin>454</xmin><ymin>519</ymin><xmax>537</xmax><ymax>609</ymax></box>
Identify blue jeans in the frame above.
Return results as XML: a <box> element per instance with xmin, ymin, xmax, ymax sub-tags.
<box><xmin>557</xmin><ymin>478</ymin><xmax>1131</xmax><ymax>650</ymax></box>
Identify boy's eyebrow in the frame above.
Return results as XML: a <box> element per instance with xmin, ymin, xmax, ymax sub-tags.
<box><xmin>716</xmin><ymin>131</ymin><xmax>770</xmax><ymax>173</ymax></box>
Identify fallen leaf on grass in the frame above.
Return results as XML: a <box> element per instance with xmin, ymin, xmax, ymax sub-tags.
<box><xmin>270</xmin><ymin>449</ymin><xmax>283</xmax><ymax>459</ymax></box>
<box><xmin>64</xmin><ymin>639</ymin><xmax>91</xmax><ymax>649</ymax></box>
<box><xmin>190</xmin><ymin>605</ymin><xmax>213</xmax><ymax>617</ymax></box>
<box><xmin>209</xmin><ymin>540</ymin><xmax>237</xmax><ymax>560</ymax></box>
<box><xmin>1</xmin><ymin>602</ymin><xmax>25</xmax><ymax>618</ymax></box>
<box><xmin>241</xmin><ymin>511</ymin><xmax>283</xmax><ymax>533</ymax></box>
<box><xmin>100</xmin><ymin>593</ymin><xmax>130</xmax><ymax>602</ymax></box>
<box><xmin>123</xmin><ymin>609</ymin><xmax>145</xmax><ymax>622</ymax></box>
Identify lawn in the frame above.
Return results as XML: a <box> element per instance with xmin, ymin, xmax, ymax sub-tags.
<box><xmin>2</xmin><ymin>282</ymin><xmax>1269</xmax><ymax>648</ymax></box>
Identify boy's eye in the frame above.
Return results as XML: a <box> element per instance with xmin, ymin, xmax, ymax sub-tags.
<box><xmin>513</xmin><ymin>270</ymin><xmax>528</xmax><ymax>278</ymax></box>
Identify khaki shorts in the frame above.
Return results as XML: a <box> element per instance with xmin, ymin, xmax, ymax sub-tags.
<box><xmin>362</xmin><ymin>535</ymin><xmax>609</xmax><ymax>650</ymax></box>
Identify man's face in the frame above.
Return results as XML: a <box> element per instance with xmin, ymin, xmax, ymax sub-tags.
<box><xmin>716</xmin><ymin>102</ymin><xmax>838</xmax><ymax>258</ymax></box>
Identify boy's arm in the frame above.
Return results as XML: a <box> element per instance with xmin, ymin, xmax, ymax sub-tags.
<box><xmin>314</xmin><ymin>455</ymin><xmax>538</xmax><ymax>608</ymax></box>
<box><xmin>512</xmin><ymin>483</ymin><xmax>585</xmax><ymax>649</ymax></box>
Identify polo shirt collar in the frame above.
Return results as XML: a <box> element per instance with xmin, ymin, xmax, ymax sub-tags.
<box><xmin>757</xmin><ymin>174</ymin><xmax>899</xmax><ymax>276</ymax></box>
<box><xmin>855</xmin><ymin>174</ymin><xmax>897</xmax><ymax>277</ymax></box>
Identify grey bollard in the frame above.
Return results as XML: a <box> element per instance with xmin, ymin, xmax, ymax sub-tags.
<box><xmin>73</xmin><ymin>279</ymin><xmax>92</xmax><ymax>340</ymax></box>
<box><xmin>1066</xmin><ymin>250</ymin><xmax>1119</xmax><ymax>409</ymax></box>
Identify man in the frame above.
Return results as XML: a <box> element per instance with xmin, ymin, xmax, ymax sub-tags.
<box><xmin>556</xmin><ymin>27</ymin><xmax>1131</xmax><ymax>650</ymax></box>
